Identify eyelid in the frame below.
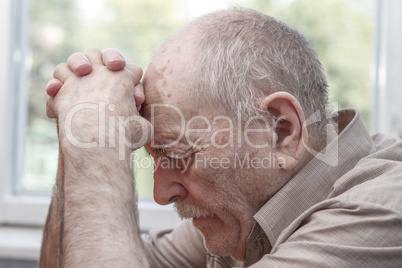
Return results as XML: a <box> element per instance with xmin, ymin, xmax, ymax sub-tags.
<box><xmin>152</xmin><ymin>146</ymin><xmax>201</xmax><ymax>159</ymax></box>
<box><xmin>150</xmin><ymin>148</ymin><xmax>181</xmax><ymax>159</ymax></box>
<box><xmin>152</xmin><ymin>147</ymin><xmax>167</xmax><ymax>156</ymax></box>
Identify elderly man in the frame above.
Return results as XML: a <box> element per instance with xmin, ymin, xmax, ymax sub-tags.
<box><xmin>40</xmin><ymin>8</ymin><xmax>402</xmax><ymax>267</ymax></box>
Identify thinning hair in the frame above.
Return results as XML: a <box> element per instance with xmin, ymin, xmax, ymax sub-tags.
<box><xmin>157</xmin><ymin>8</ymin><xmax>330</xmax><ymax>145</ymax></box>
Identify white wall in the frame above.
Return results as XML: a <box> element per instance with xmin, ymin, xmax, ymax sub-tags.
<box><xmin>372</xmin><ymin>0</ymin><xmax>402</xmax><ymax>136</ymax></box>
<box><xmin>0</xmin><ymin>0</ymin><xmax>13</xmax><ymax>223</ymax></box>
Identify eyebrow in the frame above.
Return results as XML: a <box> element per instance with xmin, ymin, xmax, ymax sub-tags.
<box><xmin>149</xmin><ymin>140</ymin><xmax>168</xmax><ymax>153</ymax></box>
<box><xmin>151</xmin><ymin>147</ymin><xmax>167</xmax><ymax>156</ymax></box>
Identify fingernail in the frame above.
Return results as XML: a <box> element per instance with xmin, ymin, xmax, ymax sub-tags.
<box><xmin>46</xmin><ymin>78</ymin><xmax>58</xmax><ymax>87</ymax></box>
<box><xmin>109</xmin><ymin>55</ymin><xmax>124</xmax><ymax>62</ymax></box>
<box><xmin>75</xmin><ymin>59</ymin><xmax>90</xmax><ymax>69</ymax></box>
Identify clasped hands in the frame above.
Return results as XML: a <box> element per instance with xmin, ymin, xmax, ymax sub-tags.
<box><xmin>46</xmin><ymin>48</ymin><xmax>152</xmax><ymax>153</ymax></box>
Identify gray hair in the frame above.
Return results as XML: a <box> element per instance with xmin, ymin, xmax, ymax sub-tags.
<box><xmin>185</xmin><ymin>8</ymin><xmax>330</xmax><ymax>144</ymax></box>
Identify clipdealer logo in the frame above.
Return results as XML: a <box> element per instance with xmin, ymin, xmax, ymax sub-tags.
<box><xmin>62</xmin><ymin>101</ymin><xmax>339</xmax><ymax>167</ymax></box>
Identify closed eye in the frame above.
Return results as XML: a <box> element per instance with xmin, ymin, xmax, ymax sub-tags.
<box><xmin>150</xmin><ymin>147</ymin><xmax>179</xmax><ymax>160</ymax></box>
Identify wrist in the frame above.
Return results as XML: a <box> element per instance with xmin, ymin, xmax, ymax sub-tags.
<box><xmin>57</xmin><ymin>112</ymin><xmax>142</xmax><ymax>162</ymax></box>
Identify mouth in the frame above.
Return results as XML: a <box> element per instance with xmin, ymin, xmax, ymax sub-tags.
<box><xmin>174</xmin><ymin>200</ymin><xmax>214</xmax><ymax>220</ymax></box>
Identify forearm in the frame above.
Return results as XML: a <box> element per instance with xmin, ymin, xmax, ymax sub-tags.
<box><xmin>41</xmin><ymin>48</ymin><xmax>151</xmax><ymax>267</ymax></box>
<box><xmin>40</xmin><ymin>145</ymin><xmax>149</xmax><ymax>267</ymax></box>
<box><xmin>39</xmin><ymin>136</ymin><xmax>64</xmax><ymax>267</ymax></box>
<box><xmin>60</xmin><ymin>144</ymin><xmax>149</xmax><ymax>267</ymax></box>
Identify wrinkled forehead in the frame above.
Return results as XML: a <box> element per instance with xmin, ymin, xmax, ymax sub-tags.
<box><xmin>141</xmin><ymin>44</ymin><xmax>200</xmax><ymax>145</ymax></box>
<box><xmin>142</xmin><ymin>62</ymin><xmax>169</xmax><ymax>116</ymax></box>
<box><xmin>142</xmin><ymin>37</ymin><xmax>198</xmax><ymax>118</ymax></box>
<box><xmin>142</xmin><ymin>65</ymin><xmax>189</xmax><ymax>121</ymax></box>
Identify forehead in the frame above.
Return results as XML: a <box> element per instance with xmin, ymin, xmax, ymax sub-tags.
<box><xmin>142</xmin><ymin>39</ymin><xmax>200</xmax><ymax>148</ymax></box>
<box><xmin>142</xmin><ymin>37</ymin><xmax>195</xmax><ymax>108</ymax></box>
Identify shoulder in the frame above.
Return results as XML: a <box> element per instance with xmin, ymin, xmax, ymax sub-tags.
<box><xmin>256</xmin><ymin>141</ymin><xmax>402</xmax><ymax>267</ymax></box>
<box><xmin>329</xmin><ymin>133</ymin><xmax>402</xmax><ymax>211</ymax></box>
<box><xmin>257</xmin><ymin>193</ymin><xmax>402</xmax><ymax>267</ymax></box>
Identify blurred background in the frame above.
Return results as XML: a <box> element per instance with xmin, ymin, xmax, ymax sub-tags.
<box><xmin>2</xmin><ymin>0</ymin><xmax>402</xmax><ymax>266</ymax></box>
<box><xmin>24</xmin><ymin>0</ymin><xmax>376</xmax><ymax>197</ymax></box>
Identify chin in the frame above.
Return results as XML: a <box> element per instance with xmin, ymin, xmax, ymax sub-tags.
<box><xmin>192</xmin><ymin>215</ymin><xmax>245</xmax><ymax>260</ymax></box>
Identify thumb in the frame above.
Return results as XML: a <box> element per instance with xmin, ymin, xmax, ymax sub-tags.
<box><xmin>119</xmin><ymin>115</ymin><xmax>153</xmax><ymax>150</ymax></box>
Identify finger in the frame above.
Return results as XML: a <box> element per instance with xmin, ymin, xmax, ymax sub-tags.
<box><xmin>46</xmin><ymin>78</ymin><xmax>63</xmax><ymax>97</ymax></box>
<box><xmin>84</xmin><ymin>47</ymin><xmax>103</xmax><ymax>66</ymax></box>
<box><xmin>125</xmin><ymin>61</ymin><xmax>143</xmax><ymax>85</ymax></box>
<box><xmin>134</xmin><ymin>83</ymin><xmax>145</xmax><ymax>112</ymax></box>
<box><xmin>46</xmin><ymin>98</ymin><xmax>56</xmax><ymax>118</ymax></box>
<box><xmin>103</xmin><ymin>48</ymin><xmax>126</xmax><ymax>71</ymax></box>
<box><xmin>53</xmin><ymin>63</ymin><xmax>74</xmax><ymax>83</ymax></box>
<box><xmin>67</xmin><ymin>52</ymin><xmax>92</xmax><ymax>76</ymax></box>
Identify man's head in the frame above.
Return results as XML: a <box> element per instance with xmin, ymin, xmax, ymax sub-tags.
<box><xmin>142</xmin><ymin>8</ymin><xmax>329</xmax><ymax>260</ymax></box>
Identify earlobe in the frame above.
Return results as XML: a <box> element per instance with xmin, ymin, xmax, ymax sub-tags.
<box><xmin>260</xmin><ymin>92</ymin><xmax>308</xmax><ymax>170</ymax></box>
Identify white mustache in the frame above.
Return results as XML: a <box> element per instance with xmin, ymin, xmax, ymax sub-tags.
<box><xmin>174</xmin><ymin>200</ymin><xmax>214</xmax><ymax>219</ymax></box>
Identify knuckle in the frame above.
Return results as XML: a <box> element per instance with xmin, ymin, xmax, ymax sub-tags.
<box><xmin>53</xmin><ymin>62</ymin><xmax>68</xmax><ymax>77</ymax></box>
<box><xmin>46</xmin><ymin>97</ymin><xmax>55</xmax><ymax>107</ymax></box>
<box><xmin>46</xmin><ymin>99</ymin><xmax>55</xmax><ymax>117</ymax></box>
<box><xmin>67</xmin><ymin>52</ymin><xmax>84</xmax><ymax>63</ymax></box>
<box><xmin>133</xmin><ymin>64</ymin><xmax>142</xmax><ymax>74</ymax></box>
<box><xmin>127</xmin><ymin>63</ymin><xmax>143</xmax><ymax>77</ymax></box>
<box><xmin>129</xmin><ymin>62</ymin><xmax>141</xmax><ymax>71</ymax></box>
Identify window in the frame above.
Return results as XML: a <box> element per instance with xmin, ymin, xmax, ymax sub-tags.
<box><xmin>22</xmin><ymin>0</ymin><xmax>378</xmax><ymax>196</ymax></box>
<box><xmin>4</xmin><ymin>0</ymin><xmax>400</xmax><ymax>262</ymax></box>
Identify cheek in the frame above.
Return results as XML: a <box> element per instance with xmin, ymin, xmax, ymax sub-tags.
<box><xmin>184</xmin><ymin>152</ymin><xmax>258</xmax><ymax>216</ymax></box>
<box><xmin>183</xmin><ymin>166</ymin><xmax>226</xmax><ymax>201</ymax></box>
<box><xmin>185</xmin><ymin>157</ymin><xmax>242</xmax><ymax>203</ymax></box>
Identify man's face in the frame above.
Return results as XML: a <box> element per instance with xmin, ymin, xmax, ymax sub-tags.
<box><xmin>141</xmin><ymin>42</ymin><xmax>284</xmax><ymax>260</ymax></box>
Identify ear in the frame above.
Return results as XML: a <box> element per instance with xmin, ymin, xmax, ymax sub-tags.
<box><xmin>260</xmin><ymin>92</ymin><xmax>308</xmax><ymax>170</ymax></box>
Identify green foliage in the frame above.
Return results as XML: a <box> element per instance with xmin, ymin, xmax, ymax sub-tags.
<box><xmin>27</xmin><ymin>0</ymin><xmax>182</xmax><ymax>121</ymax></box>
<box><xmin>25</xmin><ymin>0</ymin><xmax>180</xmax><ymax>195</ymax></box>
<box><xmin>238</xmin><ymin>0</ymin><xmax>374</xmax><ymax>126</ymax></box>
<box><xmin>88</xmin><ymin>0</ymin><xmax>181</xmax><ymax>68</ymax></box>
<box><xmin>24</xmin><ymin>0</ymin><xmax>374</xmax><ymax>193</ymax></box>
<box><xmin>28</xmin><ymin>0</ymin><xmax>81</xmax><ymax>120</ymax></box>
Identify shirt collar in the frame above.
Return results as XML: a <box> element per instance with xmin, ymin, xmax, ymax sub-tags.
<box><xmin>245</xmin><ymin>108</ymin><xmax>375</xmax><ymax>266</ymax></box>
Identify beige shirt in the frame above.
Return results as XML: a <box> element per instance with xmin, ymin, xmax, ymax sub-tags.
<box><xmin>142</xmin><ymin>109</ymin><xmax>402</xmax><ymax>267</ymax></box>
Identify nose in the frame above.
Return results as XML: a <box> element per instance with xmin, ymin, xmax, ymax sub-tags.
<box><xmin>153</xmin><ymin>167</ymin><xmax>188</xmax><ymax>205</ymax></box>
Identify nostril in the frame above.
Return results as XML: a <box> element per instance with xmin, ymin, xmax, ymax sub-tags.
<box><xmin>153</xmin><ymin>178</ymin><xmax>188</xmax><ymax>205</ymax></box>
<box><xmin>169</xmin><ymin>196</ymin><xmax>179</xmax><ymax>203</ymax></box>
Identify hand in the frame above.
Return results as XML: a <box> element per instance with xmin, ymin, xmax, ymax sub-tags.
<box><xmin>46</xmin><ymin>47</ymin><xmax>152</xmax><ymax>152</ymax></box>
<box><xmin>46</xmin><ymin>48</ymin><xmax>145</xmax><ymax>112</ymax></box>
